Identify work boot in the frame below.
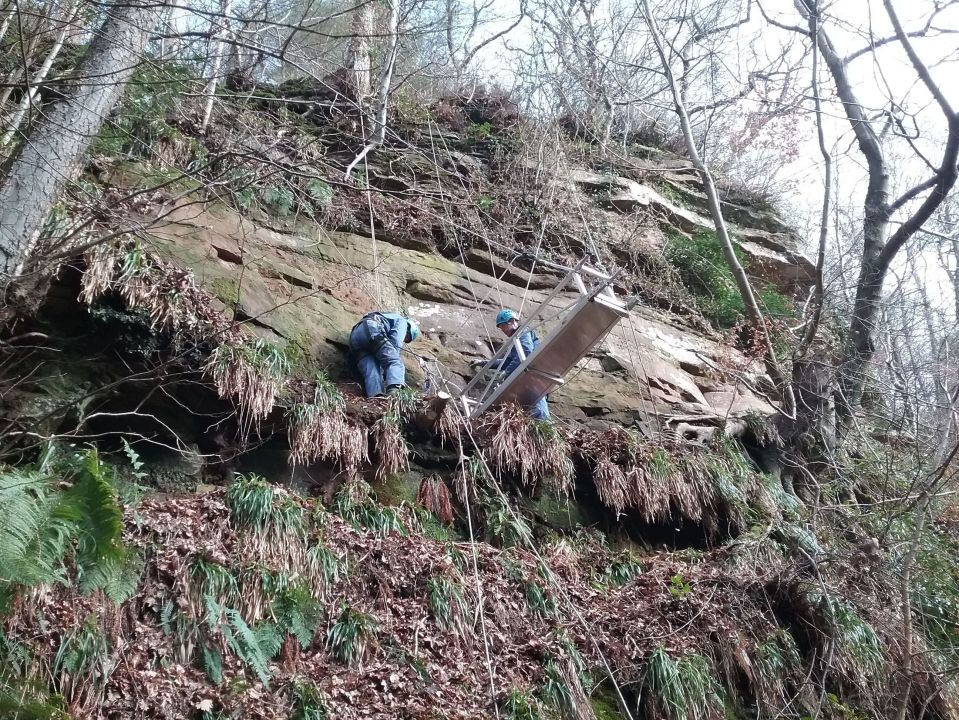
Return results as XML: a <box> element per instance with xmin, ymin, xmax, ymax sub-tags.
<box><xmin>385</xmin><ymin>384</ymin><xmax>405</xmax><ymax>396</ymax></box>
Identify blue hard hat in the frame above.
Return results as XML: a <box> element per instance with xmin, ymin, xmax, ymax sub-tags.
<box><xmin>407</xmin><ymin>319</ymin><xmax>420</xmax><ymax>342</ymax></box>
<box><xmin>495</xmin><ymin>308</ymin><xmax>517</xmax><ymax>326</ymax></box>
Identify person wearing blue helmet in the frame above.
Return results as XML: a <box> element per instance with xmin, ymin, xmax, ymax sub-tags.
<box><xmin>489</xmin><ymin>308</ymin><xmax>550</xmax><ymax>420</ymax></box>
<box><xmin>349</xmin><ymin>311</ymin><xmax>420</xmax><ymax>397</ymax></box>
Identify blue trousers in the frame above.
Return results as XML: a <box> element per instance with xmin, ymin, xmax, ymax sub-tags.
<box><xmin>349</xmin><ymin>319</ymin><xmax>405</xmax><ymax>397</ymax></box>
<box><xmin>530</xmin><ymin>396</ymin><xmax>550</xmax><ymax>420</ymax></box>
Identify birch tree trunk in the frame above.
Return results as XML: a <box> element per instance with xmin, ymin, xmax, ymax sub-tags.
<box><xmin>199</xmin><ymin>0</ymin><xmax>232</xmax><ymax>132</ymax></box>
<box><xmin>0</xmin><ymin>4</ymin><xmax>13</xmax><ymax>45</ymax></box>
<box><xmin>0</xmin><ymin>0</ymin><xmax>156</xmax><ymax>295</ymax></box>
<box><xmin>0</xmin><ymin>10</ymin><xmax>47</xmax><ymax>110</ymax></box>
<box><xmin>0</xmin><ymin>0</ymin><xmax>79</xmax><ymax>145</ymax></box>
<box><xmin>344</xmin><ymin>0</ymin><xmax>399</xmax><ymax>180</ymax></box>
<box><xmin>641</xmin><ymin>0</ymin><xmax>796</xmax><ymax>418</ymax></box>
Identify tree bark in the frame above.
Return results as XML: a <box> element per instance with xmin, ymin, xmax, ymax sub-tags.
<box><xmin>0</xmin><ymin>0</ymin><xmax>79</xmax><ymax>146</ymax></box>
<box><xmin>0</xmin><ymin>0</ymin><xmax>156</xmax><ymax>297</ymax></box>
<box><xmin>347</xmin><ymin>0</ymin><xmax>375</xmax><ymax>108</ymax></box>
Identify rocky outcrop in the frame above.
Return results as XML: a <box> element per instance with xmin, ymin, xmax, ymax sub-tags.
<box><xmin>143</xmin><ymin>198</ymin><xmax>780</xmax><ymax>432</ymax></box>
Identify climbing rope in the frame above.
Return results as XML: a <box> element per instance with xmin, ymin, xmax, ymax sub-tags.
<box><xmin>360</xmin><ymin>114</ymin><xmax>384</xmax><ymax>308</ymax></box>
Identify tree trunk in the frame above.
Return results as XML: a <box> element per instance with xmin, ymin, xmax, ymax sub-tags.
<box><xmin>347</xmin><ymin>0</ymin><xmax>375</xmax><ymax>108</ymax></box>
<box><xmin>199</xmin><ymin>0</ymin><xmax>232</xmax><ymax>132</ymax></box>
<box><xmin>0</xmin><ymin>0</ymin><xmax>78</xmax><ymax>145</ymax></box>
<box><xmin>641</xmin><ymin>0</ymin><xmax>796</xmax><ymax>418</ymax></box>
<box><xmin>0</xmin><ymin>0</ymin><xmax>155</xmax><ymax>301</ymax></box>
<box><xmin>0</xmin><ymin>5</ymin><xmax>13</xmax><ymax>45</ymax></box>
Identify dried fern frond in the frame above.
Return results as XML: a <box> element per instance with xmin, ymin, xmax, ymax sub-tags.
<box><xmin>416</xmin><ymin>475</ymin><xmax>454</xmax><ymax>524</ymax></box>
<box><xmin>338</xmin><ymin>420</ymin><xmax>369</xmax><ymax>473</ymax></box>
<box><xmin>593</xmin><ymin>457</ymin><xmax>629</xmax><ymax>516</ymax></box>
<box><xmin>627</xmin><ymin>445</ymin><xmax>670</xmax><ymax>522</ymax></box>
<box><xmin>373</xmin><ymin>414</ymin><xmax>409</xmax><ymax>481</ymax></box>
<box><xmin>476</xmin><ymin>404</ymin><xmax>573</xmax><ymax>492</ymax></box>
<box><xmin>206</xmin><ymin>339</ymin><xmax>290</xmax><ymax>435</ymax></box>
<box><xmin>434</xmin><ymin>402</ymin><xmax>464</xmax><ymax>445</ymax></box>
<box><xmin>288</xmin><ymin>372</ymin><xmax>351</xmax><ymax>467</ymax></box>
<box><xmin>79</xmin><ymin>241</ymin><xmax>122</xmax><ymax>304</ymax></box>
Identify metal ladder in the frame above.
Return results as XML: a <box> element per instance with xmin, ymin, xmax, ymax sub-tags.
<box><xmin>461</xmin><ymin>259</ymin><xmax>629</xmax><ymax>418</ymax></box>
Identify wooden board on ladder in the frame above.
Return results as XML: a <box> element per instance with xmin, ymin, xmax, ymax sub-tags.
<box><xmin>461</xmin><ymin>260</ymin><xmax>629</xmax><ymax>418</ymax></box>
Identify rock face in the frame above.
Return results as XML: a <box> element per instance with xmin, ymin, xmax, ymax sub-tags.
<box><xmin>141</xmin><ymin>177</ymin><xmax>791</xmax><ymax>431</ymax></box>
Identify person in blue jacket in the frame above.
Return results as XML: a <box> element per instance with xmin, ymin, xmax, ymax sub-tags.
<box><xmin>349</xmin><ymin>311</ymin><xmax>420</xmax><ymax>397</ymax></box>
<box><xmin>490</xmin><ymin>308</ymin><xmax>550</xmax><ymax>420</ymax></box>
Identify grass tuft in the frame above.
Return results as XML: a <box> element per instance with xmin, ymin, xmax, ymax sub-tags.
<box><xmin>288</xmin><ymin>372</ymin><xmax>367</xmax><ymax>471</ymax></box>
<box><xmin>290</xmin><ymin>678</ymin><xmax>329</xmax><ymax>719</ymax></box>
<box><xmin>426</xmin><ymin>574</ymin><xmax>471</xmax><ymax>640</ymax></box>
<box><xmin>602</xmin><ymin>550</ymin><xmax>643</xmax><ymax>587</ymax></box>
<box><xmin>207</xmin><ymin>338</ymin><xmax>291</xmax><ymax>435</ymax></box>
<box><xmin>226</xmin><ymin>474</ymin><xmax>307</xmax><ymax>573</ymax></box>
<box><xmin>326</xmin><ymin>605</ymin><xmax>377</xmax><ymax>667</ymax></box>
<box><xmin>642</xmin><ymin>645</ymin><xmax>723</xmax><ymax>720</ymax></box>
<box><xmin>500</xmin><ymin>688</ymin><xmax>542</xmax><ymax>720</ymax></box>
<box><xmin>334</xmin><ymin>479</ymin><xmax>407</xmax><ymax>537</ymax></box>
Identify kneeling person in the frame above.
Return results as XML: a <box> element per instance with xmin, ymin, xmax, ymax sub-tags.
<box><xmin>350</xmin><ymin>311</ymin><xmax>420</xmax><ymax>397</ymax></box>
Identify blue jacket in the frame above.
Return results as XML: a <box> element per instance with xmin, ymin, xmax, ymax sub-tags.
<box><xmin>495</xmin><ymin>328</ymin><xmax>538</xmax><ymax>376</ymax></box>
<box><xmin>366</xmin><ymin>312</ymin><xmax>409</xmax><ymax>349</ymax></box>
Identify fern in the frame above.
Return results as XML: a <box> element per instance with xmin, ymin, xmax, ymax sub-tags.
<box><xmin>201</xmin><ymin>644</ymin><xmax>223</xmax><ymax>684</ymax></box>
<box><xmin>0</xmin><ymin>678</ymin><xmax>70</xmax><ymax>719</ymax></box>
<box><xmin>63</xmin><ymin>449</ymin><xmax>125</xmax><ymax>573</ymax></box>
<box><xmin>222</xmin><ymin>607</ymin><xmax>274</xmax><ymax>687</ymax></box>
<box><xmin>272</xmin><ymin>585</ymin><xmax>323</xmax><ymax>649</ymax></box>
<box><xmin>0</xmin><ymin>469</ymin><xmax>72</xmax><ymax>586</ymax></box>
<box><xmin>0</xmin><ymin>451</ymin><xmax>129</xmax><ymax>598</ymax></box>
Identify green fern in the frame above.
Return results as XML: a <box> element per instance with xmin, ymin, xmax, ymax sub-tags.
<box><xmin>79</xmin><ymin>548</ymin><xmax>143</xmax><ymax>603</ymax></box>
<box><xmin>0</xmin><ymin>677</ymin><xmax>70</xmax><ymax>719</ymax></box>
<box><xmin>202</xmin><ymin>595</ymin><xmax>276</xmax><ymax>687</ymax></box>
<box><xmin>0</xmin><ymin>469</ymin><xmax>72</xmax><ymax>587</ymax></box>
<box><xmin>63</xmin><ymin>449</ymin><xmax>125</xmax><ymax>571</ymax></box>
<box><xmin>0</xmin><ymin>451</ymin><xmax>130</xmax><ymax>599</ymax></box>
<box><xmin>272</xmin><ymin>585</ymin><xmax>323</xmax><ymax>649</ymax></box>
<box><xmin>222</xmin><ymin>606</ymin><xmax>274</xmax><ymax>687</ymax></box>
<box><xmin>201</xmin><ymin>644</ymin><xmax>223</xmax><ymax>684</ymax></box>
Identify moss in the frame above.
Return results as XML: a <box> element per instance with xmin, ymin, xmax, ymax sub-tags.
<box><xmin>283</xmin><ymin>330</ymin><xmax>314</xmax><ymax>375</ymax></box>
<box><xmin>212</xmin><ymin>277</ymin><xmax>240</xmax><ymax>306</ymax></box>
<box><xmin>589</xmin><ymin>686</ymin><xmax>628</xmax><ymax>719</ymax></box>
<box><xmin>375</xmin><ymin>470</ymin><xmax>422</xmax><ymax>507</ymax></box>
<box><xmin>528</xmin><ymin>492</ymin><xmax>584</xmax><ymax>532</ymax></box>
